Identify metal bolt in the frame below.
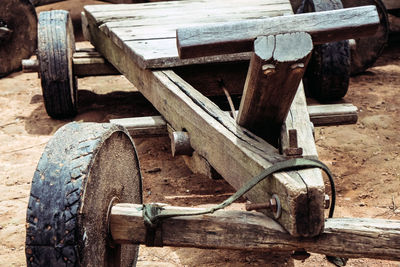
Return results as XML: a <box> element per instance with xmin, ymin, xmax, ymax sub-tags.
<box><xmin>245</xmin><ymin>198</ymin><xmax>277</xmax><ymax>212</ymax></box>
<box><xmin>324</xmin><ymin>194</ymin><xmax>330</xmax><ymax>209</ymax></box>
<box><xmin>262</xmin><ymin>64</ymin><xmax>275</xmax><ymax>75</ymax></box>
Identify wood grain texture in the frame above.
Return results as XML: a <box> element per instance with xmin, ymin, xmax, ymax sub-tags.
<box><xmin>110</xmin><ymin>203</ymin><xmax>400</xmax><ymax>261</ymax></box>
<box><xmin>73</xmin><ymin>51</ymin><xmax>119</xmax><ymax>77</ymax></box>
<box><xmin>84</xmin><ymin>0</ymin><xmax>293</xmax><ymax>69</ymax></box>
<box><xmin>307</xmin><ymin>103</ymin><xmax>358</xmax><ymax>126</ymax></box>
<box><xmin>237</xmin><ymin>33</ymin><xmax>312</xmax><ymax>146</ymax></box>
<box><xmin>84</xmin><ymin>12</ymin><xmax>324</xmax><ymax>237</ymax></box>
<box><xmin>109</xmin><ymin>104</ymin><xmax>358</xmax><ymax>136</ymax></box>
<box><xmin>177</xmin><ymin>6</ymin><xmax>379</xmax><ymax>59</ymax></box>
<box><xmin>280</xmin><ymin>84</ymin><xmax>325</xmax><ymax>236</ymax></box>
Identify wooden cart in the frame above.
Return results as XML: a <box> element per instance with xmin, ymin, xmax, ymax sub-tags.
<box><xmin>0</xmin><ymin>0</ymin><xmax>160</xmax><ymax>77</ymax></box>
<box><xmin>24</xmin><ymin>0</ymin><xmax>400</xmax><ymax>266</ymax></box>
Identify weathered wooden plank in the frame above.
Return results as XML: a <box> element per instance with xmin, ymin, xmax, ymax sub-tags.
<box><xmin>73</xmin><ymin>51</ymin><xmax>119</xmax><ymax>77</ymax></box>
<box><xmin>237</xmin><ymin>33</ymin><xmax>312</xmax><ymax>146</ymax></box>
<box><xmin>110</xmin><ymin>203</ymin><xmax>400</xmax><ymax>261</ymax></box>
<box><xmin>307</xmin><ymin>103</ymin><xmax>358</xmax><ymax>126</ymax></box>
<box><xmin>177</xmin><ymin>6</ymin><xmax>380</xmax><ymax>59</ymax></box>
<box><xmin>281</xmin><ymin>84</ymin><xmax>325</xmax><ymax>235</ymax></box>
<box><xmin>83</xmin><ymin>0</ymin><xmax>292</xmax><ymax>69</ymax></box>
<box><xmin>91</xmin><ymin>4</ymin><xmax>290</xmax><ymax>24</ymax></box>
<box><xmin>110</xmin><ymin>103</ymin><xmax>357</xmax><ymax>137</ymax></box>
<box><xmin>85</xmin><ymin>13</ymin><xmax>321</xmax><ymax>237</ymax></box>
<box><xmin>86</xmin><ymin>0</ymin><xmax>290</xmax><ymax>13</ymax></box>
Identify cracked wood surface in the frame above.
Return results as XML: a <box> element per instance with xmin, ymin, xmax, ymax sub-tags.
<box><xmin>84</xmin><ymin>0</ymin><xmax>325</xmax><ymax>237</ymax></box>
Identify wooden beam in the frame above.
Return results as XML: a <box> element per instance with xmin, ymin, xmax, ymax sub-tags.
<box><xmin>177</xmin><ymin>6</ymin><xmax>379</xmax><ymax>59</ymax></box>
<box><xmin>110</xmin><ymin>103</ymin><xmax>358</xmax><ymax>137</ymax></box>
<box><xmin>183</xmin><ymin>151</ymin><xmax>221</xmax><ymax>180</ymax></box>
<box><xmin>110</xmin><ymin>203</ymin><xmax>400</xmax><ymax>261</ymax></box>
<box><xmin>22</xmin><ymin>50</ymin><xmax>119</xmax><ymax>77</ymax></box>
<box><xmin>280</xmin><ymin>85</ymin><xmax>324</xmax><ymax>235</ymax></box>
<box><xmin>73</xmin><ymin>50</ymin><xmax>119</xmax><ymax>77</ymax></box>
<box><xmin>85</xmin><ymin>12</ymin><xmax>322</xmax><ymax>237</ymax></box>
<box><xmin>307</xmin><ymin>104</ymin><xmax>358</xmax><ymax>126</ymax></box>
<box><xmin>237</xmin><ymin>33</ymin><xmax>312</xmax><ymax>146</ymax></box>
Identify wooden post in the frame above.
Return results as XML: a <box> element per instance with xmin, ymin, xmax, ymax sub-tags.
<box><xmin>110</xmin><ymin>203</ymin><xmax>400</xmax><ymax>261</ymax></box>
<box><xmin>237</xmin><ymin>32</ymin><xmax>312</xmax><ymax>145</ymax></box>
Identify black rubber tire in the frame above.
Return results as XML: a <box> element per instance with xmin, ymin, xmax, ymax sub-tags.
<box><xmin>342</xmin><ymin>0</ymin><xmax>389</xmax><ymax>75</ymax></box>
<box><xmin>38</xmin><ymin>10</ymin><xmax>77</xmax><ymax>119</ymax></box>
<box><xmin>297</xmin><ymin>0</ymin><xmax>351</xmax><ymax>101</ymax></box>
<box><xmin>0</xmin><ymin>0</ymin><xmax>37</xmax><ymax>77</ymax></box>
<box><xmin>26</xmin><ymin>122</ymin><xmax>143</xmax><ymax>266</ymax></box>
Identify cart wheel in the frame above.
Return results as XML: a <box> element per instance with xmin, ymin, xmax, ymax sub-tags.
<box><xmin>38</xmin><ymin>10</ymin><xmax>77</xmax><ymax>119</ymax></box>
<box><xmin>342</xmin><ymin>0</ymin><xmax>389</xmax><ymax>75</ymax></box>
<box><xmin>297</xmin><ymin>0</ymin><xmax>351</xmax><ymax>101</ymax></box>
<box><xmin>0</xmin><ymin>0</ymin><xmax>37</xmax><ymax>77</ymax></box>
<box><xmin>26</xmin><ymin>122</ymin><xmax>142</xmax><ymax>266</ymax></box>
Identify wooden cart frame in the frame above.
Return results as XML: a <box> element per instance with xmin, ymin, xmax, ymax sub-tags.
<box><xmin>24</xmin><ymin>0</ymin><xmax>400</xmax><ymax>265</ymax></box>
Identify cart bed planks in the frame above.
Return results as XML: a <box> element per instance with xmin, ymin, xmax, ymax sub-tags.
<box><xmin>84</xmin><ymin>0</ymin><xmax>325</xmax><ymax>237</ymax></box>
<box><xmin>84</xmin><ymin>0</ymin><xmax>293</xmax><ymax>69</ymax></box>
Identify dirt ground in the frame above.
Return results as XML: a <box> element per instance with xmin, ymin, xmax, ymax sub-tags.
<box><xmin>1</xmin><ymin>1</ymin><xmax>400</xmax><ymax>266</ymax></box>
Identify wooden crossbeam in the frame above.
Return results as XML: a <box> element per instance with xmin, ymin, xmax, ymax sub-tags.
<box><xmin>110</xmin><ymin>103</ymin><xmax>358</xmax><ymax>137</ymax></box>
<box><xmin>85</xmin><ymin>10</ymin><xmax>323</xmax><ymax>236</ymax></box>
<box><xmin>111</xmin><ymin>203</ymin><xmax>400</xmax><ymax>261</ymax></box>
<box><xmin>177</xmin><ymin>6</ymin><xmax>379</xmax><ymax>59</ymax></box>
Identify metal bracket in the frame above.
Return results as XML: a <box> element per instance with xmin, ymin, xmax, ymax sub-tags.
<box><xmin>283</xmin><ymin>129</ymin><xmax>303</xmax><ymax>158</ymax></box>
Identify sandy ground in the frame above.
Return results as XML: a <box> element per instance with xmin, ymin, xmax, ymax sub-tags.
<box><xmin>1</xmin><ymin>1</ymin><xmax>400</xmax><ymax>266</ymax></box>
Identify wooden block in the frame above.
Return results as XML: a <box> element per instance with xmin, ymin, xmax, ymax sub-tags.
<box><xmin>307</xmin><ymin>104</ymin><xmax>358</xmax><ymax>126</ymax></box>
<box><xmin>237</xmin><ymin>33</ymin><xmax>312</xmax><ymax>146</ymax></box>
<box><xmin>111</xmin><ymin>203</ymin><xmax>400</xmax><ymax>261</ymax></box>
<box><xmin>177</xmin><ymin>6</ymin><xmax>379</xmax><ymax>59</ymax></box>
